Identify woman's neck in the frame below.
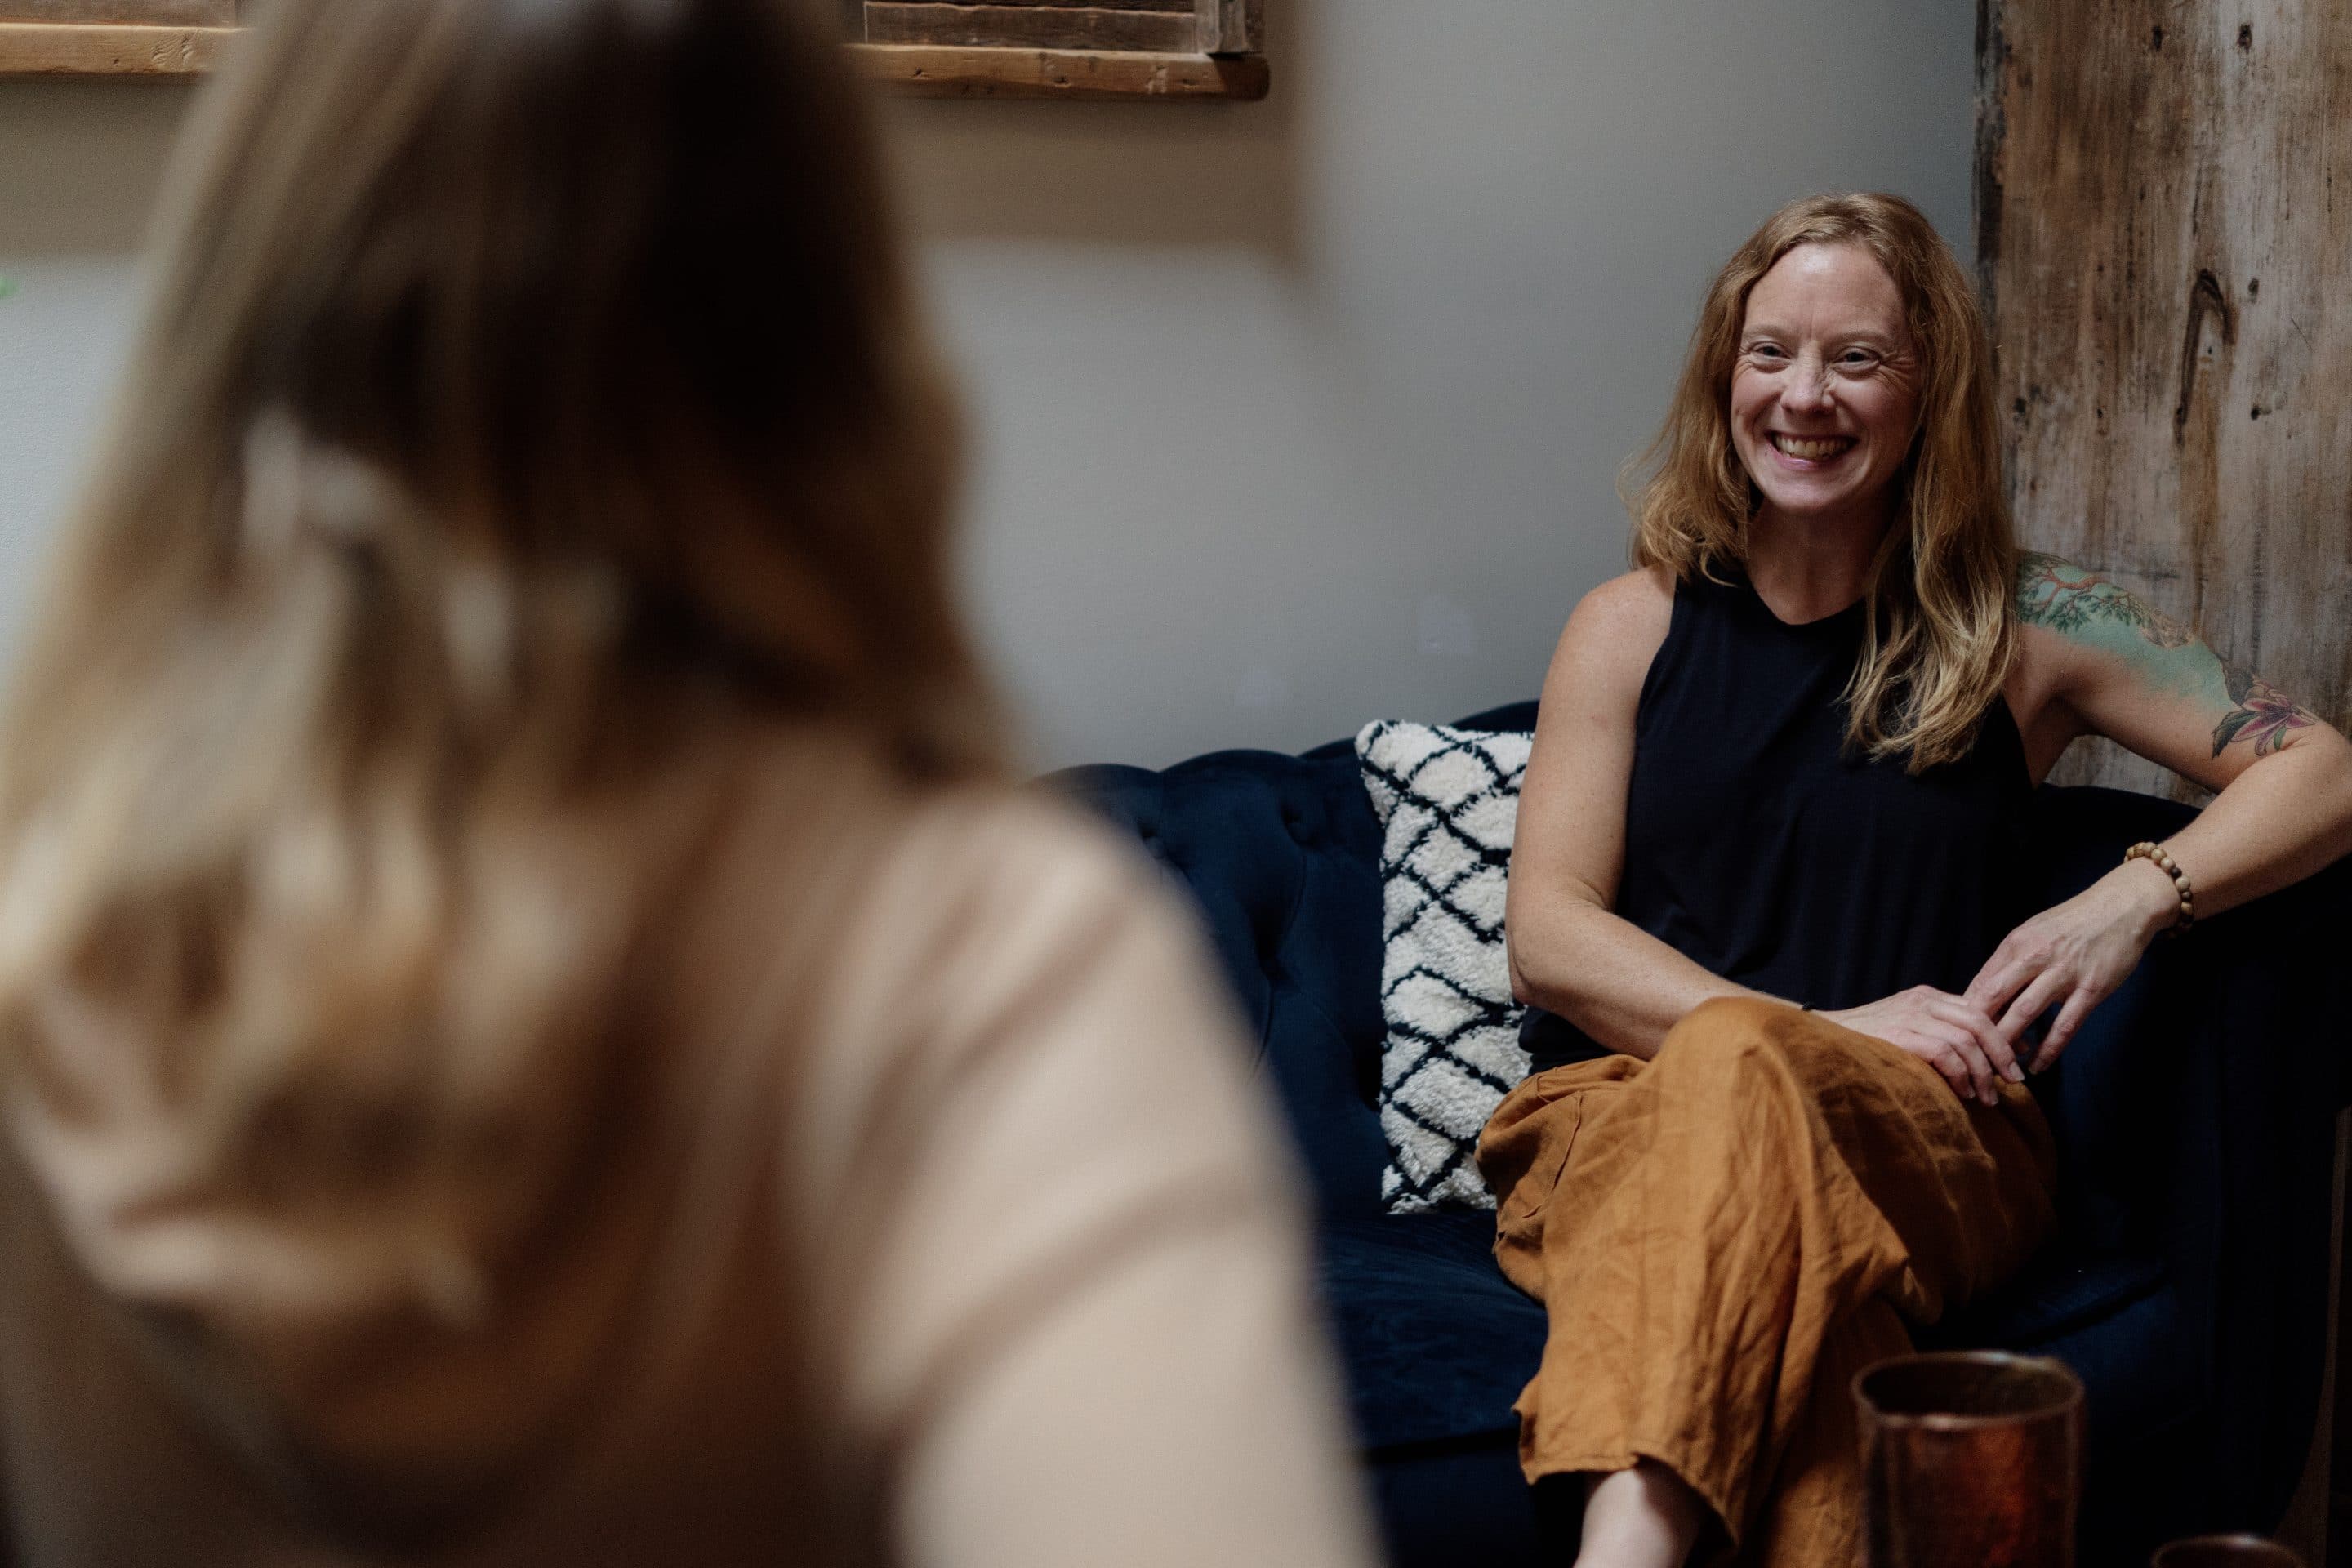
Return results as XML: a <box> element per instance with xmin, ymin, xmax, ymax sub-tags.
<box><xmin>1744</xmin><ymin>504</ymin><xmax>1892</xmax><ymax>624</ymax></box>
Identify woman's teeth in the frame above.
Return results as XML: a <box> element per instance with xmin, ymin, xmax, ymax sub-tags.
<box><xmin>1771</xmin><ymin>434</ymin><xmax>1854</xmax><ymax>461</ymax></box>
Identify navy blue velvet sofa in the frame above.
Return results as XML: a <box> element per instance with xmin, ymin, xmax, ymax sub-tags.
<box><xmin>1052</xmin><ymin>702</ymin><xmax>2351</xmax><ymax>1568</ymax></box>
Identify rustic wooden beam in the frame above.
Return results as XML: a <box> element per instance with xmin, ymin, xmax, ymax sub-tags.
<box><xmin>850</xmin><ymin>42</ymin><xmax>1266</xmax><ymax>99</ymax></box>
<box><xmin>0</xmin><ymin>20</ymin><xmax>228</xmax><ymax>74</ymax></box>
<box><xmin>1979</xmin><ymin>0</ymin><xmax>2352</xmax><ymax>798</ymax></box>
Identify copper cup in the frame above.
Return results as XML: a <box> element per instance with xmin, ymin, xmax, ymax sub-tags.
<box><xmin>2150</xmin><ymin>1538</ymin><xmax>2305</xmax><ymax>1567</ymax></box>
<box><xmin>1855</xmin><ymin>1350</ymin><xmax>2084</xmax><ymax>1568</ymax></box>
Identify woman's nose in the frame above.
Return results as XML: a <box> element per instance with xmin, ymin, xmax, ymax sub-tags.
<box><xmin>1782</xmin><ymin>352</ymin><xmax>1835</xmax><ymax>412</ymax></box>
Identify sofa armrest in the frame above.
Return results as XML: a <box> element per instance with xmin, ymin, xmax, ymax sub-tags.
<box><xmin>2030</xmin><ymin>783</ymin><xmax>2352</xmax><ymax>1531</ymax></box>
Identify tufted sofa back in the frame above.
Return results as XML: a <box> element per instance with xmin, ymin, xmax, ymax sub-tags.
<box><xmin>1050</xmin><ymin>704</ymin><xmax>1539</xmax><ymax>1218</ymax></box>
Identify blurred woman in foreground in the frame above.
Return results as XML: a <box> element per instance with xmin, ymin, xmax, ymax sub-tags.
<box><xmin>0</xmin><ymin>2</ymin><xmax>1375</xmax><ymax>1563</ymax></box>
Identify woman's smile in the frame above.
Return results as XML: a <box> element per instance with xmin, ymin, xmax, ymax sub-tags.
<box><xmin>1766</xmin><ymin>432</ymin><xmax>1859</xmax><ymax>465</ymax></box>
<box><xmin>1729</xmin><ymin>242</ymin><xmax>1920</xmax><ymax>532</ymax></box>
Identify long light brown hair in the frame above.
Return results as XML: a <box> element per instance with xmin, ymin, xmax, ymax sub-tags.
<box><xmin>1628</xmin><ymin>192</ymin><xmax>2014</xmax><ymax>772</ymax></box>
<box><xmin>0</xmin><ymin>0</ymin><xmax>991</xmax><ymax>1464</ymax></box>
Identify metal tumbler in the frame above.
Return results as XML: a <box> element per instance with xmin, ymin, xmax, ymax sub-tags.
<box><xmin>1854</xmin><ymin>1350</ymin><xmax>2085</xmax><ymax>1568</ymax></box>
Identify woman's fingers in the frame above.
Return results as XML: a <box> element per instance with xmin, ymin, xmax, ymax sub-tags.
<box><xmin>1927</xmin><ymin>1021</ymin><xmax>1998</xmax><ymax>1106</ymax></box>
<box><xmin>1995</xmin><ymin>969</ymin><xmax>2068</xmax><ymax>1052</ymax></box>
<box><xmin>2030</xmin><ymin>987</ymin><xmax>2102</xmax><ymax>1073</ymax></box>
<box><xmin>1963</xmin><ymin>947</ymin><xmax>2033</xmax><ymax>1018</ymax></box>
<box><xmin>1922</xmin><ymin>1043</ymin><xmax>1976</xmax><ymax>1101</ymax></box>
<box><xmin>1934</xmin><ymin>995</ymin><xmax>2023</xmax><ymax>1084</ymax></box>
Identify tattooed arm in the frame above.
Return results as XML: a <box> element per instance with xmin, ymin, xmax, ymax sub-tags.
<box><xmin>1967</xmin><ymin>553</ymin><xmax>2352</xmax><ymax>1065</ymax></box>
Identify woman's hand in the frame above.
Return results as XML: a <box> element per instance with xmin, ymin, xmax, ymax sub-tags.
<box><xmin>1819</xmin><ymin>987</ymin><xmax>2020</xmax><ymax>1107</ymax></box>
<box><xmin>1962</xmin><ymin>859</ymin><xmax>2180</xmax><ymax>1073</ymax></box>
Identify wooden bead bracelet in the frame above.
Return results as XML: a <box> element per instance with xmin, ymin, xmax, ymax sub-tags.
<box><xmin>2124</xmin><ymin>840</ymin><xmax>2194</xmax><ymax>933</ymax></box>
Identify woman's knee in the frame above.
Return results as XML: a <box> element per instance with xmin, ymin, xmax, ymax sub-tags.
<box><xmin>1657</xmin><ymin>996</ymin><xmax>1807</xmax><ymax>1075</ymax></box>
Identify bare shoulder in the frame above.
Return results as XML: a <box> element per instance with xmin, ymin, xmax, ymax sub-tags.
<box><xmin>719</xmin><ymin>734</ymin><xmax>1157</xmax><ymax>954</ymax></box>
<box><xmin>1528</xmin><ymin>566</ymin><xmax>1677</xmax><ymax>748</ymax></box>
<box><xmin>2008</xmin><ymin>549</ymin><xmax>2231</xmax><ymax>719</ymax></box>
<box><xmin>889</xmin><ymin>783</ymin><xmax>1158</xmax><ymax>916</ymax></box>
<box><xmin>2007</xmin><ymin>551</ymin><xmax>2337</xmax><ymax>782</ymax></box>
<box><xmin>1567</xmin><ymin>565</ymin><xmax>1675</xmax><ymax>636</ymax></box>
<box><xmin>1553</xmin><ymin>567</ymin><xmax>1675</xmax><ymax>684</ymax></box>
<box><xmin>2011</xmin><ymin>552</ymin><xmax>2200</xmax><ymax>659</ymax></box>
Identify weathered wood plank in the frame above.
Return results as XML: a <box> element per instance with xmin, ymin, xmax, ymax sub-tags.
<box><xmin>1980</xmin><ymin>0</ymin><xmax>2352</xmax><ymax>798</ymax></box>
<box><xmin>0</xmin><ymin>20</ymin><xmax>225</xmax><ymax>73</ymax></box>
<box><xmin>851</xmin><ymin>41</ymin><xmax>1264</xmax><ymax>100</ymax></box>
<box><xmin>864</xmin><ymin>2</ymin><xmax>1193</xmax><ymax>52</ymax></box>
<box><xmin>0</xmin><ymin>20</ymin><xmax>1263</xmax><ymax>99</ymax></box>
<box><xmin>0</xmin><ymin>0</ymin><xmax>229</xmax><ymax>20</ymax></box>
<box><xmin>1195</xmin><ymin>0</ymin><xmax>1259</xmax><ymax>55</ymax></box>
<box><xmin>894</xmin><ymin>0</ymin><xmax>1190</xmax><ymax>9</ymax></box>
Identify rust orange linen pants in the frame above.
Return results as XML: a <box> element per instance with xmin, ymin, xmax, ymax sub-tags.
<box><xmin>1476</xmin><ymin>997</ymin><xmax>2057</xmax><ymax>1566</ymax></box>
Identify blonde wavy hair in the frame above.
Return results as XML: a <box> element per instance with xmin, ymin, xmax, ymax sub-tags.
<box><xmin>0</xmin><ymin>0</ymin><xmax>991</xmax><ymax>1432</ymax></box>
<box><xmin>1629</xmin><ymin>192</ymin><xmax>2015</xmax><ymax>772</ymax></box>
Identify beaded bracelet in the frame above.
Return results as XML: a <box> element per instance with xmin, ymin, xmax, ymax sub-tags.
<box><xmin>2124</xmin><ymin>840</ymin><xmax>2194</xmax><ymax>933</ymax></box>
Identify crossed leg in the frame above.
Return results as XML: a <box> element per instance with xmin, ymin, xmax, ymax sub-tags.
<box><xmin>1478</xmin><ymin>998</ymin><xmax>2056</xmax><ymax>1566</ymax></box>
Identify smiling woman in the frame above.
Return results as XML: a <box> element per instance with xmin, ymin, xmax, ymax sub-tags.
<box><xmin>1632</xmin><ymin>193</ymin><xmax>2013</xmax><ymax>773</ymax></box>
<box><xmin>1488</xmin><ymin>189</ymin><xmax>2352</xmax><ymax>1568</ymax></box>
<box><xmin>1729</xmin><ymin>246</ymin><xmax>1921</xmax><ymax>571</ymax></box>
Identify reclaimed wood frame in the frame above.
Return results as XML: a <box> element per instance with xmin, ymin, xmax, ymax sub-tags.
<box><xmin>0</xmin><ymin>21</ymin><xmax>230</xmax><ymax>75</ymax></box>
<box><xmin>856</xmin><ymin>42</ymin><xmax>1264</xmax><ymax>100</ymax></box>
<box><xmin>0</xmin><ymin>0</ymin><xmax>1268</xmax><ymax>98</ymax></box>
<box><xmin>0</xmin><ymin>0</ymin><xmax>229</xmax><ymax>74</ymax></box>
<box><xmin>847</xmin><ymin>0</ymin><xmax>1264</xmax><ymax>100</ymax></box>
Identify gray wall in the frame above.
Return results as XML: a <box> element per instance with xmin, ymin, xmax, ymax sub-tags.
<box><xmin>0</xmin><ymin>2</ymin><xmax>1976</xmax><ymax>769</ymax></box>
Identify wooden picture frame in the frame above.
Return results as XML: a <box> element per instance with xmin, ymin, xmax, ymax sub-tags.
<box><xmin>849</xmin><ymin>0</ymin><xmax>1267</xmax><ymax>100</ymax></box>
<box><xmin>0</xmin><ymin>0</ymin><xmax>237</xmax><ymax>76</ymax></box>
<box><xmin>0</xmin><ymin>0</ymin><xmax>1268</xmax><ymax>99</ymax></box>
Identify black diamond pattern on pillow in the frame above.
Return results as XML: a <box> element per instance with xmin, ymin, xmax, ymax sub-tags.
<box><xmin>1356</xmin><ymin>721</ymin><xmax>1533</xmax><ymax>1212</ymax></box>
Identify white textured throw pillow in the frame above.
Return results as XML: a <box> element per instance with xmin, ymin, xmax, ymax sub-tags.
<box><xmin>1355</xmin><ymin>720</ymin><xmax>1534</xmax><ymax>1213</ymax></box>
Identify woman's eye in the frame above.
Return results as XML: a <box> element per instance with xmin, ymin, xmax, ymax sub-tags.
<box><xmin>1838</xmin><ymin>350</ymin><xmax>1879</xmax><ymax>368</ymax></box>
<box><xmin>1746</xmin><ymin>344</ymin><xmax>1787</xmax><ymax>362</ymax></box>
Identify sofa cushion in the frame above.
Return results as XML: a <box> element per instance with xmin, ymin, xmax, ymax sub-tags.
<box><xmin>1356</xmin><ymin>720</ymin><xmax>1535</xmax><ymax>1212</ymax></box>
<box><xmin>1317</xmin><ymin>1209</ymin><xmax>1548</xmax><ymax>1452</ymax></box>
<box><xmin>1925</xmin><ymin>1249</ymin><xmax>2167</xmax><ymax>1351</ymax></box>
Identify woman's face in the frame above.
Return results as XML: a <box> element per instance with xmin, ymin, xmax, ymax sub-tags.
<box><xmin>1728</xmin><ymin>243</ymin><xmax>1921</xmax><ymax>532</ymax></box>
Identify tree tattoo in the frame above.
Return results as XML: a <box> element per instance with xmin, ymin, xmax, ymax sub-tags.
<box><xmin>2015</xmin><ymin>552</ymin><xmax>2198</xmax><ymax>648</ymax></box>
<box><xmin>2016</xmin><ymin>552</ymin><xmax>2323</xmax><ymax>751</ymax></box>
<box><xmin>2212</xmin><ymin>663</ymin><xmax>2319</xmax><ymax>758</ymax></box>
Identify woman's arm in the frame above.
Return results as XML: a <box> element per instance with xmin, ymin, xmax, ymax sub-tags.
<box><xmin>1511</xmin><ymin>570</ymin><xmax>2022</xmax><ymax>1101</ymax></box>
<box><xmin>1967</xmin><ymin>554</ymin><xmax>2352</xmax><ymax>1065</ymax></box>
<box><xmin>1505</xmin><ymin>570</ymin><xmax>1745</xmax><ymax>1059</ymax></box>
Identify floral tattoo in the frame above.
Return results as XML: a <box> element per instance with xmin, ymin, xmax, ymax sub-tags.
<box><xmin>2014</xmin><ymin>552</ymin><xmax>2198</xmax><ymax>648</ymax></box>
<box><xmin>2212</xmin><ymin>663</ymin><xmax>2319</xmax><ymax>758</ymax></box>
<box><xmin>2015</xmin><ymin>552</ymin><xmax>2322</xmax><ymax>757</ymax></box>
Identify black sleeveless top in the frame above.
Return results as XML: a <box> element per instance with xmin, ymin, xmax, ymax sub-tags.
<box><xmin>1519</xmin><ymin>568</ymin><xmax>2035</xmax><ymax>1074</ymax></box>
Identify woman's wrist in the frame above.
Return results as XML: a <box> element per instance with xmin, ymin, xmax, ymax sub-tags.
<box><xmin>2114</xmin><ymin>853</ymin><xmax>2185</xmax><ymax>943</ymax></box>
